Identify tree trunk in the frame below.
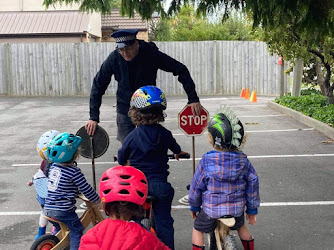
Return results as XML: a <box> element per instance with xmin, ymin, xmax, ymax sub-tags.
<box><xmin>292</xmin><ymin>59</ymin><xmax>303</xmax><ymax>96</ymax></box>
<box><xmin>326</xmin><ymin>83</ymin><xmax>334</xmax><ymax>104</ymax></box>
<box><xmin>322</xmin><ymin>65</ymin><xmax>334</xmax><ymax>104</ymax></box>
<box><xmin>315</xmin><ymin>59</ymin><xmax>326</xmax><ymax>96</ymax></box>
<box><xmin>310</xmin><ymin>49</ymin><xmax>333</xmax><ymax>104</ymax></box>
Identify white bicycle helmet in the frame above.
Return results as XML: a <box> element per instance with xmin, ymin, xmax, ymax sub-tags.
<box><xmin>37</xmin><ymin>130</ymin><xmax>60</xmax><ymax>160</ymax></box>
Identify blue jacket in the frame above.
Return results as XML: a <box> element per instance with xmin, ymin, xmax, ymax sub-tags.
<box><xmin>189</xmin><ymin>150</ymin><xmax>260</xmax><ymax>218</ymax></box>
<box><xmin>118</xmin><ymin>124</ymin><xmax>181</xmax><ymax>181</ymax></box>
<box><xmin>89</xmin><ymin>40</ymin><xmax>199</xmax><ymax>120</ymax></box>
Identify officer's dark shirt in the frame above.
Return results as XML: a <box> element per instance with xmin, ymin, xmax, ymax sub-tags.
<box><xmin>89</xmin><ymin>40</ymin><xmax>200</xmax><ymax>122</ymax></box>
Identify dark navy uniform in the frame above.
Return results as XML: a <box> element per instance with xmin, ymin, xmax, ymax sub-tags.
<box><xmin>89</xmin><ymin>40</ymin><xmax>199</xmax><ymax>120</ymax></box>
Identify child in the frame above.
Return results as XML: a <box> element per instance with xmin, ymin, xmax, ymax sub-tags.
<box><xmin>28</xmin><ymin>130</ymin><xmax>59</xmax><ymax>239</ymax></box>
<box><xmin>117</xmin><ymin>86</ymin><xmax>187</xmax><ymax>250</ymax></box>
<box><xmin>44</xmin><ymin>132</ymin><xmax>100</xmax><ymax>250</ymax></box>
<box><xmin>189</xmin><ymin>108</ymin><xmax>260</xmax><ymax>250</ymax></box>
<box><xmin>79</xmin><ymin>166</ymin><xmax>170</xmax><ymax>250</ymax></box>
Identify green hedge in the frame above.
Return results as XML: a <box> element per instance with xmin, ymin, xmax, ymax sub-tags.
<box><xmin>274</xmin><ymin>90</ymin><xmax>334</xmax><ymax>127</ymax></box>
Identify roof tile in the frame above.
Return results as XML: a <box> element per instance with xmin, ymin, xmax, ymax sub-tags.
<box><xmin>102</xmin><ymin>9</ymin><xmax>147</xmax><ymax>30</ymax></box>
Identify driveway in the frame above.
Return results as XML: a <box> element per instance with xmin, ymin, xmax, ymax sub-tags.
<box><xmin>0</xmin><ymin>95</ymin><xmax>333</xmax><ymax>249</ymax></box>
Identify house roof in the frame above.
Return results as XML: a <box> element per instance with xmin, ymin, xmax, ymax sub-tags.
<box><xmin>0</xmin><ymin>11</ymin><xmax>90</xmax><ymax>35</ymax></box>
<box><xmin>101</xmin><ymin>9</ymin><xmax>148</xmax><ymax>30</ymax></box>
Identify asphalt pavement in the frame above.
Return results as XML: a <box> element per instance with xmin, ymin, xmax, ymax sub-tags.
<box><xmin>0</xmin><ymin>95</ymin><xmax>333</xmax><ymax>250</ymax></box>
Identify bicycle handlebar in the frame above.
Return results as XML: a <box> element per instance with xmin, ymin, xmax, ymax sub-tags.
<box><xmin>114</xmin><ymin>153</ymin><xmax>190</xmax><ymax>162</ymax></box>
<box><xmin>168</xmin><ymin>153</ymin><xmax>190</xmax><ymax>159</ymax></box>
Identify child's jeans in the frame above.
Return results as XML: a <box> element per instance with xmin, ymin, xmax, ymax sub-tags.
<box><xmin>44</xmin><ymin>209</ymin><xmax>84</xmax><ymax>250</ymax></box>
<box><xmin>148</xmin><ymin>180</ymin><xmax>175</xmax><ymax>250</ymax></box>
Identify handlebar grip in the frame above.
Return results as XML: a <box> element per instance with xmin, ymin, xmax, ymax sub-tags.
<box><xmin>168</xmin><ymin>153</ymin><xmax>190</xmax><ymax>159</ymax></box>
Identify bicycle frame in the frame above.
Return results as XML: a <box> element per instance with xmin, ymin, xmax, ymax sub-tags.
<box><xmin>34</xmin><ymin>195</ymin><xmax>103</xmax><ymax>250</ymax></box>
<box><xmin>208</xmin><ymin>217</ymin><xmax>236</xmax><ymax>250</ymax></box>
<box><xmin>142</xmin><ymin>196</ymin><xmax>156</xmax><ymax>235</ymax></box>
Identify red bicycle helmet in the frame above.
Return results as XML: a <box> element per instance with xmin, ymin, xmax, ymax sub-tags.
<box><xmin>99</xmin><ymin>166</ymin><xmax>148</xmax><ymax>205</ymax></box>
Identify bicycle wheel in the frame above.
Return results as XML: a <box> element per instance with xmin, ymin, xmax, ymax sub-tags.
<box><xmin>207</xmin><ymin>231</ymin><xmax>218</xmax><ymax>250</ymax></box>
<box><xmin>30</xmin><ymin>234</ymin><xmax>60</xmax><ymax>250</ymax></box>
<box><xmin>223</xmin><ymin>235</ymin><xmax>237</xmax><ymax>250</ymax></box>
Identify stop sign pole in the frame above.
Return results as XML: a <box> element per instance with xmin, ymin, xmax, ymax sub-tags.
<box><xmin>178</xmin><ymin>105</ymin><xmax>209</xmax><ymax>174</ymax></box>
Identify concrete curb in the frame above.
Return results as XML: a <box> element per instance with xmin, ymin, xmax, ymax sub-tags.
<box><xmin>268</xmin><ymin>101</ymin><xmax>334</xmax><ymax>139</ymax></box>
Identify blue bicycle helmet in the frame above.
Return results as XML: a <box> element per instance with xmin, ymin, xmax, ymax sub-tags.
<box><xmin>47</xmin><ymin>132</ymin><xmax>82</xmax><ymax>163</ymax></box>
<box><xmin>130</xmin><ymin>86</ymin><xmax>167</xmax><ymax>110</ymax></box>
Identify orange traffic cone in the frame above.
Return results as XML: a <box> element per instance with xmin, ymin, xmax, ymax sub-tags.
<box><xmin>240</xmin><ymin>88</ymin><xmax>245</xmax><ymax>98</ymax></box>
<box><xmin>244</xmin><ymin>88</ymin><xmax>250</xmax><ymax>99</ymax></box>
<box><xmin>250</xmin><ymin>91</ymin><xmax>257</xmax><ymax>102</ymax></box>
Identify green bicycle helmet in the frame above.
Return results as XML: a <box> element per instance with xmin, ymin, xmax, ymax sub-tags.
<box><xmin>208</xmin><ymin>108</ymin><xmax>244</xmax><ymax>149</ymax></box>
<box><xmin>47</xmin><ymin>132</ymin><xmax>82</xmax><ymax>163</ymax></box>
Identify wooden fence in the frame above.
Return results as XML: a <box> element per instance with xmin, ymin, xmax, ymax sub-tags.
<box><xmin>0</xmin><ymin>41</ymin><xmax>291</xmax><ymax>96</ymax></box>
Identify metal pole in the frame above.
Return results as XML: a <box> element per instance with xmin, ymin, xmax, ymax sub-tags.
<box><xmin>192</xmin><ymin>136</ymin><xmax>195</xmax><ymax>175</ymax></box>
<box><xmin>90</xmin><ymin>136</ymin><xmax>96</xmax><ymax>190</ymax></box>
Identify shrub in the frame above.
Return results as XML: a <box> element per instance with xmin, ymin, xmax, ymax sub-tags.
<box><xmin>274</xmin><ymin>93</ymin><xmax>333</xmax><ymax>127</ymax></box>
<box><xmin>300</xmin><ymin>88</ymin><xmax>322</xmax><ymax>96</ymax></box>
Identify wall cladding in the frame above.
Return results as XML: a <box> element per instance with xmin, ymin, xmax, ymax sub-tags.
<box><xmin>0</xmin><ymin>41</ymin><xmax>287</xmax><ymax>96</ymax></box>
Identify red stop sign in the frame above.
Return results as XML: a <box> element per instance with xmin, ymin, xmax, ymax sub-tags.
<box><xmin>178</xmin><ymin>105</ymin><xmax>209</xmax><ymax>136</ymax></box>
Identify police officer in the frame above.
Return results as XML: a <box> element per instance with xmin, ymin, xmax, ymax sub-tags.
<box><xmin>85</xmin><ymin>29</ymin><xmax>202</xmax><ymax>143</ymax></box>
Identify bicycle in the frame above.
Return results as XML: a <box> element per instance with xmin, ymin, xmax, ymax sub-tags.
<box><xmin>30</xmin><ymin>195</ymin><xmax>104</xmax><ymax>250</ymax></box>
<box><xmin>141</xmin><ymin>195</ymin><xmax>157</xmax><ymax>235</ymax></box>
<box><xmin>207</xmin><ymin>215</ymin><xmax>238</xmax><ymax>250</ymax></box>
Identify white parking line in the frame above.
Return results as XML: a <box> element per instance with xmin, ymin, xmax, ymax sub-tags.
<box><xmin>1</xmin><ymin>201</ymin><xmax>334</xmax><ymax>216</ymax></box>
<box><xmin>172</xmin><ymin>128</ymin><xmax>314</xmax><ymax>136</ymax></box>
<box><xmin>65</xmin><ymin>127</ymin><xmax>314</xmax><ymax>138</ymax></box>
<box><xmin>172</xmin><ymin>201</ymin><xmax>334</xmax><ymax>209</ymax></box>
<box><xmin>11</xmin><ymin>153</ymin><xmax>334</xmax><ymax>167</ymax></box>
<box><xmin>70</xmin><ymin>113</ymin><xmax>280</xmax><ymax>123</ymax></box>
<box><xmin>165</xmin><ymin>114</ymin><xmax>284</xmax><ymax>121</ymax></box>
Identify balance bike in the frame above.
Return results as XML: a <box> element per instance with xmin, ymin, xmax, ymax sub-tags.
<box><xmin>207</xmin><ymin>216</ymin><xmax>237</xmax><ymax>250</ymax></box>
<box><xmin>30</xmin><ymin>195</ymin><xmax>104</xmax><ymax>250</ymax></box>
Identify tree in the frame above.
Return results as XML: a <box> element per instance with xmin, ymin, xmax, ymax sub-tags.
<box><xmin>149</xmin><ymin>19</ymin><xmax>172</xmax><ymax>41</ymax></box>
<box><xmin>43</xmin><ymin>0</ymin><xmax>334</xmax><ymax>37</ymax></box>
<box><xmin>152</xmin><ymin>5</ymin><xmax>257</xmax><ymax>41</ymax></box>
<box><xmin>260</xmin><ymin>6</ymin><xmax>334</xmax><ymax>104</ymax></box>
<box><xmin>43</xmin><ymin>0</ymin><xmax>165</xmax><ymax>18</ymax></box>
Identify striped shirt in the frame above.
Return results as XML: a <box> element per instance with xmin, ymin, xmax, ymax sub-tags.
<box><xmin>45</xmin><ymin>163</ymin><xmax>100</xmax><ymax>211</ymax></box>
<box><xmin>189</xmin><ymin>150</ymin><xmax>260</xmax><ymax>218</ymax></box>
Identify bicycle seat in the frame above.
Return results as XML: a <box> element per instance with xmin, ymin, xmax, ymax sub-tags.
<box><xmin>217</xmin><ymin>216</ymin><xmax>236</xmax><ymax>227</ymax></box>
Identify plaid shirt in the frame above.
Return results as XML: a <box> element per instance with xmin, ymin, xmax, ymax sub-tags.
<box><xmin>189</xmin><ymin>150</ymin><xmax>260</xmax><ymax>218</ymax></box>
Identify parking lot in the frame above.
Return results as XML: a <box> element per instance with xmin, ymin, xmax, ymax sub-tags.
<box><xmin>0</xmin><ymin>95</ymin><xmax>333</xmax><ymax>250</ymax></box>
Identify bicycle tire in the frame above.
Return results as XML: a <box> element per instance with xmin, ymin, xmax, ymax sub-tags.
<box><xmin>223</xmin><ymin>235</ymin><xmax>237</xmax><ymax>250</ymax></box>
<box><xmin>30</xmin><ymin>234</ymin><xmax>60</xmax><ymax>250</ymax></box>
<box><xmin>208</xmin><ymin>231</ymin><xmax>218</xmax><ymax>250</ymax></box>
